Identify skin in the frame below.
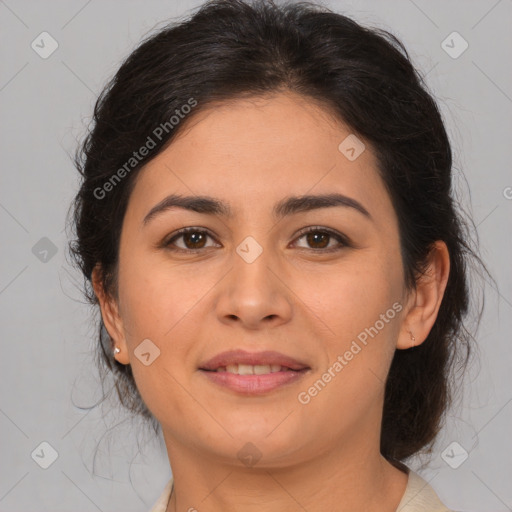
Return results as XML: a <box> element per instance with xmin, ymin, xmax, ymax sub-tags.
<box><xmin>93</xmin><ymin>91</ymin><xmax>450</xmax><ymax>512</ymax></box>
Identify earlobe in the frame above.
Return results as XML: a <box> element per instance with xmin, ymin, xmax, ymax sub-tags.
<box><xmin>91</xmin><ymin>265</ymin><xmax>130</xmax><ymax>364</ymax></box>
<box><xmin>396</xmin><ymin>241</ymin><xmax>451</xmax><ymax>350</ymax></box>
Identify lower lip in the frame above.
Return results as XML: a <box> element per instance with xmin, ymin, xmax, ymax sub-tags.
<box><xmin>199</xmin><ymin>369</ymin><xmax>309</xmax><ymax>395</ymax></box>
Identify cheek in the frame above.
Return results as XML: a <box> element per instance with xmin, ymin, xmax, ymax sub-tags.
<box><xmin>117</xmin><ymin>245</ymin><xmax>203</xmax><ymax>341</ymax></box>
<box><xmin>296</xmin><ymin>304</ymin><xmax>401</xmax><ymax>436</ymax></box>
<box><xmin>299</xmin><ymin>251</ymin><xmax>403</xmax><ymax>337</ymax></box>
<box><xmin>297</xmin><ymin>253</ymin><xmax>403</xmax><ymax>408</ymax></box>
<box><xmin>116</xmin><ymin>260</ymin><xmax>203</xmax><ymax>425</ymax></box>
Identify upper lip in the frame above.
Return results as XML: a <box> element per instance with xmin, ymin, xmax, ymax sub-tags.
<box><xmin>199</xmin><ymin>350</ymin><xmax>310</xmax><ymax>371</ymax></box>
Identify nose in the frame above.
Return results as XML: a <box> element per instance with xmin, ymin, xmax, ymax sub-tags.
<box><xmin>215</xmin><ymin>244</ymin><xmax>293</xmax><ymax>330</ymax></box>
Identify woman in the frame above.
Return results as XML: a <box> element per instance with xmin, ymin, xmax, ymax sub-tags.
<box><xmin>69</xmin><ymin>0</ymin><xmax>485</xmax><ymax>510</ymax></box>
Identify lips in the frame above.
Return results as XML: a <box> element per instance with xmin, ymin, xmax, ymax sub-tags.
<box><xmin>198</xmin><ymin>349</ymin><xmax>310</xmax><ymax>372</ymax></box>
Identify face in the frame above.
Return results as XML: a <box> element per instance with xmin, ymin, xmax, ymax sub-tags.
<box><xmin>102</xmin><ymin>91</ymin><xmax>414</xmax><ymax>468</ymax></box>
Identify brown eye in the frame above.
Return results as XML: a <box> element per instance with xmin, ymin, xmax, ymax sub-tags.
<box><xmin>164</xmin><ymin>228</ymin><xmax>219</xmax><ymax>252</ymax></box>
<box><xmin>181</xmin><ymin>231</ymin><xmax>207</xmax><ymax>249</ymax></box>
<box><xmin>304</xmin><ymin>231</ymin><xmax>330</xmax><ymax>249</ymax></box>
<box><xmin>163</xmin><ymin>226</ymin><xmax>349</xmax><ymax>254</ymax></box>
<box><xmin>293</xmin><ymin>227</ymin><xmax>349</xmax><ymax>252</ymax></box>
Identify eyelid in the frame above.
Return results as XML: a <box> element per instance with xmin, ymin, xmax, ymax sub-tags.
<box><xmin>291</xmin><ymin>225</ymin><xmax>350</xmax><ymax>251</ymax></box>
<box><xmin>162</xmin><ymin>225</ymin><xmax>350</xmax><ymax>252</ymax></box>
<box><xmin>162</xmin><ymin>226</ymin><xmax>220</xmax><ymax>251</ymax></box>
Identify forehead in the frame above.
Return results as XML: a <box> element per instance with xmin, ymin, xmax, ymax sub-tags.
<box><xmin>167</xmin><ymin>92</ymin><xmax>348</xmax><ymax>168</ymax></box>
<box><xmin>126</xmin><ymin>91</ymin><xmax>394</xmax><ymax>224</ymax></box>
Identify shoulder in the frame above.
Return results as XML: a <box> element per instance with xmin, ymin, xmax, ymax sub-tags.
<box><xmin>396</xmin><ymin>469</ymin><xmax>454</xmax><ymax>512</ymax></box>
<box><xmin>148</xmin><ymin>477</ymin><xmax>174</xmax><ymax>512</ymax></box>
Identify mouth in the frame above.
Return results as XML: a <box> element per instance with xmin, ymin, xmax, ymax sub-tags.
<box><xmin>198</xmin><ymin>350</ymin><xmax>311</xmax><ymax>395</ymax></box>
<box><xmin>200</xmin><ymin>363</ymin><xmax>305</xmax><ymax>375</ymax></box>
<box><xmin>198</xmin><ymin>349</ymin><xmax>310</xmax><ymax>372</ymax></box>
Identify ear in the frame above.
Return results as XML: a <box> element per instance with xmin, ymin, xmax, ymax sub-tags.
<box><xmin>91</xmin><ymin>265</ymin><xmax>130</xmax><ymax>364</ymax></box>
<box><xmin>396</xmin><ymin>241</ymin><xmax>450</xmax><ymax>350</ymax></box>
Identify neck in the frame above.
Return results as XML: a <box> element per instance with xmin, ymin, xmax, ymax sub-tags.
<box><xmin>163</xmin><ymin>428</ymin><xmax>408</xmax><ymax>512</ymax></box>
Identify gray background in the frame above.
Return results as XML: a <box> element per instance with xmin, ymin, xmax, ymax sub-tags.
<box><xmin>1</xmin><ymin>0</ymin><xmax>511</xmax><ymax>511</ymax></box>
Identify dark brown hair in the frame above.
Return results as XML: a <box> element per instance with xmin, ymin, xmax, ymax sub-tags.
<box><xmin>68</xmin><ymin>0</ymin><xmax>488</xmax><ymax>466</ymax></box>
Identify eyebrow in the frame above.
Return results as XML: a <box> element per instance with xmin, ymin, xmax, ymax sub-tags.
<box><xmin>142</xmin><ymin>192</ymin><xmax>372</xmax><ymax>226</ymax></box>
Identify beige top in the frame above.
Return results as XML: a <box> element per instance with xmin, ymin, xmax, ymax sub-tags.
<box><xmin>149</xmin><ymin>468</ymin><xmax>453</xmax><ymax>512</ymax></box>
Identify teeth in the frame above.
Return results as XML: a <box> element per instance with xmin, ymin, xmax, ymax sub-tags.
<box><xmin>216</xmin><ymin>364</ymin><xmax>289</xmax><ymax>375</ymax></box>
<box><xmin>253</xmin><ymin>365</ymin><xmax>271</xmax><ymax>375</ymax></box>
<box><xmin>236</xmin><ymin>364</ymin><xmax>253</xmax><ymax>375</ymax></box>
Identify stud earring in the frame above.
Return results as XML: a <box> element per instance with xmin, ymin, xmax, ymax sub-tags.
<box><xmin>114</xmin><ymin>346</ymin><xmax>120</xmax><ymax>354</ymax></box>
<box><xmin>409</xmin><ymin>331</ymin><xmax>416</xmax><ymax>345</ymax></box>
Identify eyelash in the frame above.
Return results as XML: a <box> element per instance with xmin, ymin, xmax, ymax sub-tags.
<box><xmin>162</xmin><ymin>226</ymin><xmax>350</xmax><ymax>254</ymax></box>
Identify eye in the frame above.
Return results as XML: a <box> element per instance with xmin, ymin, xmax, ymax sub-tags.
<box><xmin>162</xmin><ymin>226</ymin><xmax>350</xmax><ymax>253</ymax></box>
<box><xmin>163</xmin><ymin>227</ymin><xmax>220</xmax><ymax>252</ymax></box>
<box><xmin>292</xmin><ymin>226</ymin><xmax>349</xmax><ymax>252</ymax></box>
